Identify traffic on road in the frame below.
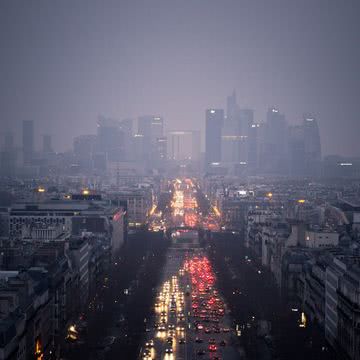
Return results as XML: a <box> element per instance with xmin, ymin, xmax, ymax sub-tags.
<box><xmin>141</xmin><ymin>178</ymin><xmax>239</xmax><ymax>360</ymax></box>
<box><xmin>141</xmin><ymin>249</ymin><xmax>240</xmax><ymax>360</ymax></box>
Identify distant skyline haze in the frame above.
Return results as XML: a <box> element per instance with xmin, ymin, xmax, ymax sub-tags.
<box><xmin>1</xmin><ymin>0</ymin><xmax>359</xmax><ymax>156</ymax></box>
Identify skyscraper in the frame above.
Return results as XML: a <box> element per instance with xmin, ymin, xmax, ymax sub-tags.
<box><xmin>226</xmin><ymin>90</ymin><xmax>240</xmax><ymax>125</ymax></box>
<box><xmin>168</xmin><ymin>131</ymin><xmax>194</xmax><ymax>161</ymax></box>
<box><xmin>96</xmin><ymin>117</ymin><xmax>124</xmax><ymax>163</ymax></box>
<box><xmin>22</xmin><ymin>120</ymin><xmax>34</xmax><ymax>164</ymax></box>
<box><xmin>260</xmin><ymin>108</ymin><xmax>288</xmax><ymax>174</ymax></box>
<box><xmin>137</xmin><ymin>115</ymin><xmax>164</xmax><ymax>143</ymax></box>
<box><xmin>303</xmin><ymin>115</ymin><xmax>322</xmax><ymax>176</ymax></box>
<box><xmin>205</xmin><ymin>109</ymin><xmax>224</xmax><ymax>167</ymax></box>
<box><xmin>73</xmin><ymin>135</ymin><xmax>97</xmax><ymax>170</ymax></box>
<box><xmin>222</xmin><ymin>92</ymin><xmax>253</xmax><ymax>166</ymax></box>
<box><xmin>42</xmin><ymin>134</ymin><xmax>53</xmax><ymax>154</ymax></box>
<box><xmin>137</xmin><ymin>115</ymin><xmax>164</xmax><ymax>165</ymax></box>
<box><xmin>222</xmin><ymin>92</ymin><xmax>241</xmax><ymax>164</ymax></box>
<box><xmin>238</xmin><ymin>109</ymin><xmax>253</xmax><ymax>163</ymax></box>
<box><xmin>119</xmin><ymin>118</ymin><xmax>134</xmax><ymax>161</ymax></box>
<box><xmin>288</xmin><ymin>125</ymin><xmax>306</xmax><ymax>177</ymax></box>
<box><xmin>247</xmin><ymin>123</ymin><xmax>263</xmax><ymax>173</ymax></box>
<box><xmin>156</xmin><ymin>137</ymin><xmax>167</xmax><ymax>163</ymax></box>
<box><xmin>132</xmin><ymin>134</ymin><xmax>146</xmax><ymax>162</ymax></box>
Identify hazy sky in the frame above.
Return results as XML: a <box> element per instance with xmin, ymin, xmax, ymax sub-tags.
<box><xmin>1</xmin><ymin>0</ymin><xmax>359</xmax><ymax>156</ymax></box>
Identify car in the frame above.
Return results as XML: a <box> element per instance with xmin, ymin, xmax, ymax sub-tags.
<box><xmin>166</xmin><ymin>337</ymin><xmax>173</xmax><ymax>344</ymax></box>
<box><xmin>143</xmin><ymin>349</ymin><xmax>151</xmax><ymax>357</ymax></box>
<box><xmin>179</xmin><ymin>338</ymin><xmax>186</xmax><ymax>344</ymax></box>
<box><xmin>209</xmin><ymin>344</ymin><xmax>217</xmax><ymax>352</ymax></box>
<box><xmin>195</xmin><ymin>337</ymin><xmax>203</xmax><ymax>343</ymax></box>
<box><xmin>204</xmin><ymin>327</ymin><xmax>211</xmax><ymax>334</ymax></box>
<box><xmin>208</xmin><ymin>338</ymin><xmax>216</xmax><ymax>344</ymax></box>
<box><xmin>222</xmin><ymin>327</ymin><xmax>230</xmax><ymax>333</ymax></box>
<box><xmin>165</xmin><ymin>348</ymin><xmax>173</xmax><ymax>354</ymax></box>
<box><xmin>197</xmin><ymin>349</ymin><xmax>206</xmax><ymax>355</ymax></box>
<box><xmin>145</xmin><ymin>340</ymin><xmax>154</xmax><ymax>348</ymax></box>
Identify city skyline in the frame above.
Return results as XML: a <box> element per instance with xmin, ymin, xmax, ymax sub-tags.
<box><xmin>0</xmin><ymin>92</ymin><xmax>357</xmax><ymax>158</ymax></box>
<box><xmin>1</xmin><ymin>1</ymin><xmax>360</xmax><ymax>156</ymax></box>
<box><xmin>1</xmin><ymin>2</ymin><xmax>360</xmax><ymax>359</ymax></box>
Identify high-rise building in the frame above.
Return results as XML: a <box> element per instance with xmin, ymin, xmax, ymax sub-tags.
<box><xmin>303</xmin><ymin>115</ymin><xmax>322</xmax><ymax>176</ymax></box>
<box><xmin>260</xmin><ymin>108</ymin><xmax>288</xmax><ymax>174</ymax></box>
<box><xmin>221</xmin><ymin>134</ymin><xmax>242</xmax><ymax>163</ymax></box>
<box><xmin>238</xmin><ymin>109</ymin><xmax>253</xmax><ymax>163</ymax></box>
<box><xmin>132</xmin><ymin>134</ymin><xmax>146</xmax><ymax>162</ymax></box>
<box><xmin>137</xmin><ymin>115</ymin><xmax>164</xmax><ymax>165</ymax></box>
<box><xmin>155</xmin><ymin>136</ymin><xmax>167</xmax><ymax>168</ymax></box>
<box><xmin>288</xmin><ymin>125</ymin><xmax>306</xmax><ymax>177</ymax></box>
<box><xmin>223</xmin><ymin>92</ymin><xmax>240</xmax><ymax>164</ymax></box>
<box><xmin>247</xmin><ymin>123</ymin><xmax>264</xmax><ymax>173</ymax></box>
<box><xmin>96</xmin><ymin>117</ymin><xmax>124</xmax><ymax>163</ymax></box>
<box><xmin>150</xmin><ymin>116</ymin><xmax>164</xmax><ymax>143</ymax></box>
<box><xmin>42</xmin><ymin>134</ymin><xmax>53</xmax><ymax>154</ymax></box>
<box><xmin>222</xmin><ymin>92</ymin><xmax>253</xmax><ymax>166</ymax></box>
<box><xmin>168</xmin><ymin>131</ymin><xmax>194</xmax><ymax>161</ymax></box>
<box><xmin>119</xmin><ymin>118</ymin><xmax>133</xmax><ymax>136</ymax></box>
<box><xmin>73</xmin><ymin>135</ymin><xmax>97</xmax><ymax>169</ymax></box>
<box><xmin>138</xmin><ymin>115</ymin><xmax>164</xmax><ymax>143</ymax></box>
<box><xmin>119</xmin><ymin>118</ymin><xmax>134</xmax><ymax>161</ymax></box>
<box><xmin>226</xmin><ymin>90</ymin><xmax>240</xmax><ymax>125</ymax></box>
<box><xmin>205</xmin><ymin>109</ymin><xmax>224</xmax><ymax>167</ymax></box>
<box><xmin>22</xmin><ymin>120</ymin><xmax>34</xmax><ymax>164</ymax></box>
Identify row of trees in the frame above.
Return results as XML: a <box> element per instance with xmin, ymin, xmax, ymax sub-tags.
<box><xmin>208</xmin><ymin>233</ymin><xmax>334</xmax><ymax>360</ymax></box>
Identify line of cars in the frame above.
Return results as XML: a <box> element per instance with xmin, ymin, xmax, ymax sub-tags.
<box><xmin>142</xmin><ymin>253</ymin><xmax>234</xmax><ymax>360</ymax></box>
<box><xmin>186</xmin><ymin>256</ymin><xmax>230</xmax><ymax>359</ymax></box>
<box><xmin>142</xmin><ymin>272</ymin><xmax>187</xmax><ymax>359</ymax></box>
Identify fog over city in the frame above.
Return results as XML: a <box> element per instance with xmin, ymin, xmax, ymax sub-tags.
<box><xmin>1</xmin><ymin>0</ymin><xmax>360</xmax><ymax>156</ymax></box>
<box><xmin>2</xmin><ymin>2</ymin><xmax>360</xmax><ymax>360</ymax></box>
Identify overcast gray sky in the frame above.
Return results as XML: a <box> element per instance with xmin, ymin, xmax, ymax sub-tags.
<box><xmin>1</xmin><ymin>0</ymin><xmax>359</xmax><ymax>156</ymax></box>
